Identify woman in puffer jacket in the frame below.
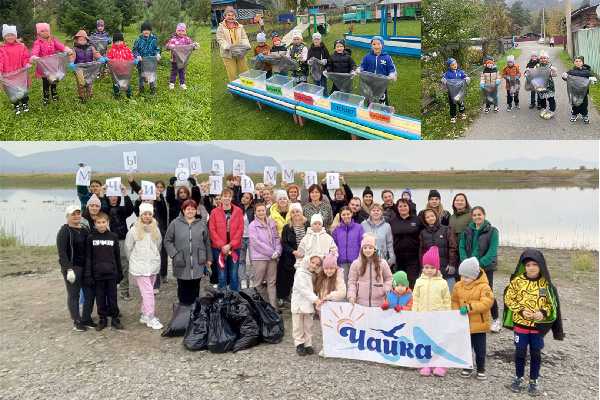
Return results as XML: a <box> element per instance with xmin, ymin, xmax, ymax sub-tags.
<box><xmin>125</xmin><ymin>203</ymin><xmax>163</xmax><ymax>330</ymax></box>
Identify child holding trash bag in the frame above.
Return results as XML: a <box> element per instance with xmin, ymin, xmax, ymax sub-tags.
<box><xmin>326</xmin><ymin>39</ymin><xmax>356</xmax><ymax>93</ymax></box>
<box><xmin>306</xmin><ymin>32</ymin><xmax>331</xmax><ymax>95</ymax></box>
<box><xmin>480</xmin><ymin>55</ymin><xmax>500</xmax><ymax>113</ymax></box>
<box><xmin>441</xmin><ymin>57</ymin><xmax>470</xmax><ymax>123</ymax></box>
<box><xmin>166</xmin><ymin>23</ymin><xmax>198</xmax><ymax>90</ymax></box>
<box><xmin>287</xmin><ymin>30</ymin><xmax>308</xmax><ymax>85</ymax></box>
<box><xmin>269</xmin><ymin>33</ymin><xmax>287</xmax><ymax>75</ymax></box>
<box><xmin>562</xmin><ymin>56</ymin><xmax>597</xmax><ymax>124</ymax></box>
<box><xmin>356</xmin><ymin>36</ymin><xmax>397</xmax><ymax>105</ymax></box>
<box><xmin>106</xmin><ymin>31</ymin><xmax>136</xmax><ymax>99</ymax></box>
<box><xmin>30</xmin><ymin>22</ymin><xmax>70</xmax><ymax>105</ymax></box>
<box><xmin>0</xmin><ymin>24</ymin><xmax>31</xmax><ymax>115</ymax></box>
<box><xmin>133</xmin><ymin>21</ymin><xmax>161</xmax><ymax>95</ymax></box>
<box><xmin>253</xmin><ymin>32</ymin><xmax>272</xmax><ymax>78</ymax></box>
<box><xmin>69</xmin><ymin>30</ymin><xmax>107</xmax><ymax>102</ymax></box>
<box><xmin>525</xmin><ymin>52</ymin><xmax>540</xmax><ymax>109</ymax></box>
<box><xmin>535</xmin><ymin>51</ymin><xmax>558</xmax><ymax>119</ymax></box>
<box><xmin>125</xmin><ymin>203</ymin><xmax>163</xmax><ymax>330</ymax></box>
<box><xmin>291</xmin><ymin>255</ymin><xmax>322</xmax><ymax>356</ymax></box>
<box><xmin>502</xmin><ymin>55</ymin><xmax>521</xmax><ymax>111</ymax></box>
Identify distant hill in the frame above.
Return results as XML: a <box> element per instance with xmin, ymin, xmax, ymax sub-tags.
<box><xmin>487</xmin><ymin>156</ymin><xmax>596</xmax><ymax>170</ymax></box>
<box><xmin>280</xmin><ymin>159</ymin><xmax>410</xmax><ymax>171</ymax></box>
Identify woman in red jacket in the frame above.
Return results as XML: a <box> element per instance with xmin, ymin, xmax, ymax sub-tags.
<box><xmin>208</xmin><ymin>188</ymin><xmax>244</xmax><ymax>291</ymax></box>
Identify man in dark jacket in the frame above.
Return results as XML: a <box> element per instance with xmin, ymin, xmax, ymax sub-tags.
<box><xmin>106</xmin><ymin>184</ymin><xmax>134</xmax><ymax>301</ymax></box>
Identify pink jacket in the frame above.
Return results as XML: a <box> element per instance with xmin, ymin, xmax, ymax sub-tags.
<box><xmin>166</xmin><ymin>35</ymin><xmax>193</xmax><ymax>62</ymax></box>
<box><xmin>31</xmin><ymin>37</ymin><xmax>66</xmax><ymax>78</ymax></box>
<box><xmin>0</xmin><ymin>42</ymin><xmax>30</xmax><ymax>74</ymax></box>
<box><xmin>347</xmin><ymin>258</ymin><xmax>392</xmax><ymax>307</ymax></box>
<box><xmin>248</xmin><ymin>217</ymin><xmax>282</xmax><ymax>261</ymax></box>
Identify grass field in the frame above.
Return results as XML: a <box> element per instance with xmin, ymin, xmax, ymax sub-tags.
<box><xmin>422</xmin><ymin>48</ymin><xmax>522</xmax><ymax>139</ymax></box>
<box><xmin>1</xmin><ymin>168</ymin><xmax>597</xmax><ymax>189</ymax></box>
<box><xmin>0</xmin><ymin>24</ymin><xmax>210</xmax><ymax>140</ymax></box>
<box><xmin>559</xmin><ymin>49</ymin><xmax>600</xmax><ymax>113</ymax></box>
<box><xmin>211</xmin><ymin>21</ymin><xmax>421</xmax><ymax>139</ymax></box>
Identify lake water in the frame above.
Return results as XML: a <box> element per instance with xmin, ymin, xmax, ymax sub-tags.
<box><xmin>0</xmin><ymin>187</ymin><xmax>598</xmax><ymax>250</ymax></box>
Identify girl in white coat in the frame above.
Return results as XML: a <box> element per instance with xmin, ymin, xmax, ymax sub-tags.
<box><xmin>291</xmin><ymin>254</ymin><xmax>322</xmax><ymax>356</ymax></box>
<box><xmin>125</xmin><ymin>203</ymin><xmax>163</xmax><ymax>330</ymax></box>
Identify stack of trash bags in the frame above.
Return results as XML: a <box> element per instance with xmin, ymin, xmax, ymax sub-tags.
<box><xmin>161</xmin><ymin>287</ymin><xmax>284</xmax><ymax>353</ymax></box>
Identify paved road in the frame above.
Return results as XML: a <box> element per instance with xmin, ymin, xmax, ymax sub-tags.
<box><xmin>463</xmin><ymin>41</ymin><xmax>599</xmax><ymax>139</ymax></box>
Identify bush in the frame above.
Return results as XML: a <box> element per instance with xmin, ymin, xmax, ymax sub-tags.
<box><xmin>571</xmin><ymin>253</ymin><xmax>596</xmax><ymax>272</ymax></box>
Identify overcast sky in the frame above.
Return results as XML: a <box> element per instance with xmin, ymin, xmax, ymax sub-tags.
<box><xmin>1</xmin><ymin>141</ymin><xmax>598</xmax><ymax>169</ymax></box>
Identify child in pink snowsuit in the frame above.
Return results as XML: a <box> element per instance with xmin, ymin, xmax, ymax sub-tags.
<box><xmin>165</xmin><ymin>23</ymin><xmax>198</xmax><ymax>90</ymax></box>
<box><xmin>0</xmin><ymin>24</ymin><xmax>31</xmax><ymax>115</ymax></box>
<box><xmin>30</xmin><ymin>22</ymin><xmax>70</xmax><ymax>104</ymax></box>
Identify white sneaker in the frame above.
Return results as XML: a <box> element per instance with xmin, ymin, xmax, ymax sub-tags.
<box><xmin>318</xmin><ymin>349</ymin><xmax>325</xmax><ymax>357</ymax></box>
<box><xmin>240</xmin><ymin>281</ymin><xmax>247</xmax><ymax>289</ymax></box>
<box><xmin>491</xmin><ymin>319</ymin><xmax>502</xmax><ymax>333</ymax></box>
<box><xmin>180</xmin><ymin>84</ymin><xmax>187</xmax><ymax>90</ymax></box>
<box><xmin>139</xmin><ymin>315</ymin><xmax>150</xmax><ymax>325</ymax></box>
<box><xmin>146</xmin><ymin>317</ymin><xmax>163</xmax><ymax>330</ymax></box>
<box><xmin>168</xmin><ymin>83</ymin><xmax>175</xmax><ymax>90</ymax></box>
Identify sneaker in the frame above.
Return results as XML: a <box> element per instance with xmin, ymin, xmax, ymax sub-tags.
<box><xmin>146</xmin><ymin>317</ymin><xmax>163</xmax><ymax>330</ymax></box>
<box><xmin>583</xmin><ymin>116</ymin><xmax>590</xmax><ymax>124</ymax></box>
<box><xmin>493</xmin><ymin>106</ymin><xmax>499</xmax><ymax>113</ymax></box>
<box><xmin>450</xmin><ymin>117</ymin><xmax>457</xmax><ymax>124</ymax></box>
<box><xmin>168</xmin><ymin>83</ymin><xmax>175</xmax><ymax>90</ymax></box>
<box><xmin>139</xmin><ymin>314</ymin><xmax>150</xmax><ymax>325</ymax></box>
<box><xmin>22</xmin><ymin>103</ymin><xmax>29</xmax><ymax>113</ymax></box>
<box><xmin>14</xmin><ymin>104</ymin><xmax>21</xmax><ymax>115</ymax></box>
<box><xmin>96</xmin><ymin>318</ymin><xmax>108</xmax><ymax>331</ymax></box>
<box><xmin>484</xmin><ymin>107</ymin><xmax>490</xmax><ymax>114</ymax></box>
<box><xmin>161</xmin><ymin>276</ymin><xmax>168</xmax><ymax>284</ymax></box>
<box><xmin>546</xmin><ymin>111</ymin><xmax>555</xmax><ymax>119</ymax></box>
<box><xmin>120</xmin><ymin>292</ymin><xmax>132</xmax><ymax>301</ymax></box>
<box><xmin>419</xmin><ymin>367</ymin><xmax>432</xmax><ymax>376</ymax></box>
<box><xmin>73</xmin><ymin>321</ymin><xmax>88</xmax><ymax>332</ymax></box>
<box><xmin>296</xmin><ymin>344</ymin><xmax>306</xmax><ymax>356</ymax></box>
<box><xmin>536</xmin><ymin>105</ymin><xmax>542</xmax><ymax>110</ymax></box>
<box><xmin>460</xmin><ymin>112</ymin><xmax>467</xmax><ymax>120</ymax></box>
<box><xmin>515</xmin><ymin>104</ymin><xmax>520</xmax><ymax>109</ymax></box>
<box><xmin>153</xmin><ymin>288</ymin><xmax>160</xmax><ymax>295</ymax></box>
<box><xmin>570</xmin><ymin>115</ymin><xmax>578</xmax><ymax>122</ymax></box>
<box><xmin>476</xmin><ymin>372</ymin><xmax>487</xmax><ymax>381</ymax></box>
<box><xmin>528</xmin><ymin>379</ymin><xmax>541</xmax><ymax>396</ymax></box>
<box><xmin>111</xmin><ymin>317</ymin><xmax>124</xmax><ymax>330</ymax></box>
<box><xmin>510</xmin><ymin>376</ymin><xmax>524</xmax><ymax>393</ymax></box>
<box><xmin>180</xmin><ymin>84</ymin><xmax>187</xmax><ymax>90</ymax></box>
<box><xmin>460</xmin><ymin>369</ymin><xmax>473</xmax><ymax>378</ymax></box>
<box><xmin>433</xmin><ymin>367</ymin><xmax>447</xmax><ymax>377</ymax></box>
<box><xmin>81</xmin><ymin>319</ymin><xmax>97</xmax><ymax>328</ymax></box>
<box><xmin>507</xmin><ymin>106</ymin><xmax>512</xmax><ymax>112</ymax></box>
<box><xmin>491</xmin><ymin>319</ymin><xmax>502</xmax><ymax>333</ymax></box>
<box><xmin>304</xmin><ymin>346</ymin><xmax>314</xmax><ymax>355</ymax></box>
<box><xmin>52</xmin><ymin>94</ymin><xmax>59</xmax><ymax>102</ymax></box>
<box><xmin>43</xmin><ymin>98</ymin><xmax>50</xmax><ymax>106</ymax></box>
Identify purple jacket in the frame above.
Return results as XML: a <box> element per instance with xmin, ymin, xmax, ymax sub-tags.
<box><xmin>248</xmin><ymin>217</ymin><xmax>282</xmax><ymax>261</ymax></box>
<box><xmin>73</xmin><ymin>44</ymin><xmax>95</xmax><ymax>64</ymax></box>
<box><xmin>332</xmin><ymin>221</ymin><xmax>364</xmax><ymax>264</ymax></box>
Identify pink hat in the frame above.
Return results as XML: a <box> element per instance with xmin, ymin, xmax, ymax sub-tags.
<box><xmin>36</xmin><ymin>23</ymin><xmax>50</xmax><ymax>35</ymax></box>
<box><xmin>176</xmin><ymin>23</ymin><xmax>187</xmax><ymax>31</ymax></box>
<box><xmin>422</xmin><ymin>246</ymin><xmax>440</xmax><ymax>270</ymax></box>
<box><xmin>323</xmin><ymin>253</ymin><xmax>338</xmax><ymax>269</ymax></box>
<box><xmin>87</xmin><ymin>194</ymin><xmax>101</xmax><ymax>207</ymax></box>
<box><xmin>361</xmin><ymin>233</ymin><xmax>377</xmax><ymax>248</ymax></box>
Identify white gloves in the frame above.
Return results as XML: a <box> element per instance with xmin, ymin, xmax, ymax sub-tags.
<box><xmin>320</xmin><ymin>59</ymin><xmax>327</xmax><ymax>66</ymax></box>
<box><xmin>389</xmin><ymin>72</ymin><xmax>398</xmax><ymax>81</ymax></box>
<box><xmin>561</xmin><ymin>72</ymin><xmax>568</xmax><ymax>80</ymax></box>
<box><xmin>590</xmin><ymin>77</ymin><xmax>598</xmax><ymax>84</ymax></box>
<box><xmin>271</xmin><ymin>252</ymin><xmax>279</xmax><ymax>260</ymax></box>
<box><xmin>465</xmin><ymin>76</ymin><xmax>471</xmax><ymax>84</ymax></box>
<box><xmin>156</xmin><ymin>53</ymin><xmax>161</xmax><ymax>61</ymax></box>
<box><xmin>66</xmin><ymin>269</ymin><xmax>76</xmax><ymax>284</ymax></box>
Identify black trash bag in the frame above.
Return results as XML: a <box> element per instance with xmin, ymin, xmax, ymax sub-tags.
<box><xmin>446</xmin><ymin>78</ymin><xmax>466</xmax><ymax>104</ymax></box>
<box><xmin>183</xmin><ymin>301</ymin><xmax>210</xmax><ymax>351</ymax></box>
<box><xmin>239</xmin><ymin>288</ymin><xmax>284</xmax><ymax>344</ymax></box>
<box><xmin>161</xmin><ymin>302</ymin><xmax>196</xmax><ymax>337</ymax></box>
<box><xmin>308</xmin><ymin>57</ymin><xmax>326</xmax><ymax>82</ymax></box>
<box><xmin>222</xmin><ymin>290</ymin><xmax>260</xmax><ymax>352</ymax></box>
<box><xmin>359</xmin><ymin>71</ymin><xmax>391</xmax><ymax>103</ymax></box>
<box><xmin>506</xmin><ymin>76</ymin><xmax>520</xmax><ymax>95</ymax></box>
<box><xmin>567</xmin><ymin>75</ymin><xmax>591</xmax><ymax>107</ymax></box>
<box><xmin>525</xmin><ymin>67</ymin><xmax>550</xmax><ymax>92</ymax></box>
<box><xmin>207</xmin><ymin>294</ymin><xmax>237</xmax><ymax>353</ymax></box>
<box><xmin>326</xmin><ymin>71</ymin><xmax>354</xmax><ymax>93</ymax></box>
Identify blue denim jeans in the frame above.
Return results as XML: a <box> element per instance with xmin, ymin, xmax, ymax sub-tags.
<box><xmin>212</xmin><ymin>248</ymin><xmax>240</xmax><ymax>291</ymax></box>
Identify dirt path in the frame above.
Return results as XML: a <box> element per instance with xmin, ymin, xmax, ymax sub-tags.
<box><xmin>0</xmin><ymin>247</ymin><xmax>598</xmax><ymax>400</ymax></box>
<box><xmin>463</xmin><ymin>42</ymin><xmax>600</xmax><ymax>140</ymax></box>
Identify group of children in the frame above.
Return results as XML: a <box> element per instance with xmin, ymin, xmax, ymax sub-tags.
<box><xmin>290</xmin><ymin>220</ymin><xmax>563</xmax><ymax>396</ymax></box>
<box><xmin>0</xmin><ymin>20</ymin><xmax>198</xmax><ymax>114</ymax></box>
<box><xmin>442</xmin><ymin>51</ymin><xmax>597</xmax><ymax>124</ymax></box>
<box><xmin>252</xmin><ymin>30</ymin><xmax>397</xmax><ymax>104</ymax></box>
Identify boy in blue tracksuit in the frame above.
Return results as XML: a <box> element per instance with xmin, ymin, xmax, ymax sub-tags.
<box><xmin>132</xmin><ymin>21</ymin><xmax>161</xmax><ymax>95</ymax></box>
<box><xmin>441</xmin><ymin>58</ymin><xmax>470</xmax><ymax>123</ymax></box>
<box><xmin>358</xmin><ymin>36</ymin><xmax>397</xmax><ymax>105</ymax></box>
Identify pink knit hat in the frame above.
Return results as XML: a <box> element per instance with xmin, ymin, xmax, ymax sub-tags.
<box><xmin>36</xmin><ymin>23</ymin><xmax>50</xmax><ymax>35</ymax></box>
<box><xmin>87</xmin><ymin>194</ymin><xmax>101</xmax><ymax>207</ymax></box>
<box><xmin>361</xmin><ymin>233</ymin><xmax>377</xmax><ymax>248</ymax></box>
<box><xmin>422</xmin><ymin>246</ymin><xmax>440</xmax><ymax>270</ymax></box>
<box><xmin>323</xmin><ymin>253</ymin><xmax>338</xmax><ymax>269</ymax></box>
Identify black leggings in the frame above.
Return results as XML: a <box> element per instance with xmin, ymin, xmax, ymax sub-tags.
<box><xmin>538</xmin><ymin>96</ymin><xmax>556</xmax><ymax>112</ymax></box>
<box><xmin>63</xmin><ymin>274</ymin><xmax>95</xmax><ymax>323</ymax></box>
<box><xmin>507</xmin><ymin>90</ymin><xmax>519</xmax><ymax>106</ymax></box>
<box><xmin>42</xmin><ymin>78</ymin><xmax>57</xmax><ymax>100</ymax></box>
<box><xmin>484</xmin><ymin>270</ymin><xmax>499</xmax><ymax>320</ymax></box>
<box><xmin>471</xmin><ymin>332</ymin><xmax>487</xmax><ymax>372</ymax></box>
<box><xmin>448</xmin><ymin>93</ymin><xmax>465</xmax><ymax>118</ymax></box>
<box><xmin>177</xmin><ymin>278</ymin><xmax>200</xmax><ymax>305</ymax></box>
<box><xmin>572</xmin><ymin>94</ymin><xmax>588</xmax><ymax>117</ymax></box>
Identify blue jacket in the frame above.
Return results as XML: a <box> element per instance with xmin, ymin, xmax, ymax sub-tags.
<box><xmin>442</xmin><ymin>68</ymin><xmax>467</xmax><ymax>80</ymax></box>
<box><xmin>386</xmin><ymin>289</ymin><xmax>413</xmax><ymax>310</ymax></box>
<box><xmin>360</xmin><ymin>51</ymin><xmax>396</xmax><ymax>76</ymax></box>
<box><xmin>132</xmin><ymin>33</ymin><xmax>160</xmax><ymax>58</ymax></box>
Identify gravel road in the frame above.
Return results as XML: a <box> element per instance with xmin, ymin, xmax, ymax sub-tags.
<box><xmin>463</xmin><ymin>42</ymin><xmax>600</xmax><ymax>140</ymax></box>
<box><xmin>0</xmin><ymin>247</ymin><xmax>597</xmax><ymax>400</ymax></box>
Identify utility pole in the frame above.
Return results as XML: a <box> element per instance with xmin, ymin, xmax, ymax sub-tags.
<box><xmin>565</xmin><ymin>0</ymin><xmax>573</xmax><ymax>57</ymax></box>
<box><xmin>542</xmin><ymin>8</ymin><xmax>545</xmax><ymax>42</ymax></box>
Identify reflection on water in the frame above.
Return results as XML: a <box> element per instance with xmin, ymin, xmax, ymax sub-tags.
<box><xmin>0</xmin><ymin>187</ymin><xmax>598</xmax><ymax>250</ymax></box>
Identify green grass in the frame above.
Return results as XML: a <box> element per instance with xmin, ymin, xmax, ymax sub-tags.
<box><xmin>422</xmin><ymin>48</ymin><xmax>521</xmax><ymax>140</ymax></box>
<box><xmin>1</xmin><ymin>169</ymin><xmax>597</xmax><ymax>189</ymax></box>
<box><xmin>571</xmin><ymin>252</ymin><xmax>596</xmax><ymax>272</ymax></box>
<box><xmin>0</xmin><ymin>228</ymin><xmax>20</xmax><ymax>248</ymax></box>
<box><xmin>559</xmin><ymin>49</ymin><xmax>600</xmax><ymax>113</ymax></box>
<box><xmin>211</xmin><ymin>21</ymin><xmax>421</xmax><ymax>139</ymax></box>
<box><xmin>0</xmin><ymin>24</ymin><xmax>210</xmax><ymax>140</ymax></box>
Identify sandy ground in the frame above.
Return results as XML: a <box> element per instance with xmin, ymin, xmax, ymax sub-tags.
<box><xmin>0</xmin><ymin>246</ymin><xmax>597</xmax><ymax>400</ymax></box>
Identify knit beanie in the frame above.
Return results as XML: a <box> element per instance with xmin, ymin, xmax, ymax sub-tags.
<box><xmin>289</xmin><ymin>202</ymin><xmax>303</xmax><ymax>213</ymax></box>
<box><xmin>141</xmin><ymin>21</ymin><xmax>152</xmax><ymax>32</ymax></box>
<box><xmin>113</xmin><ymin>31</ymin><xmax>124</xmax><ymax>43</ymax></box>
<box><xmin>311</xmin><ymin>213</ymin><xmax>323</xmax><ymax>225</ymax></box>
<box><xmin>446</xmin><ymin>57</ymin><xmax>457</xmax><ymax>67</ymax></box>
<box><xmin>459</xmin><ymin>257</ymin><xmax>480</xmax><ymax>280</ymax></box>
<box><xmin>361</xmin><ymin>233</ymin><xmax>377</xmax><ymax>248</ymax></box>
<box><xmin>312</xmin><ymin>32</ymin><xmax>321</xmax><ymax>40</ymax></box>
<box><xmin>176</xmin><ymin>23</ymin><xmax>187</xmax><ymax>32</ymax></box>
<box><xmin>36</xmin><ymin>22</ymin><xmax>50</xmax><ymax>35</ymax></box>
<box><xmin>2</xmin><ymin>24</ymin><xmax>16</xmax><ymax>38</ymax></box>
<box><xmin>371</xmin><ymin>35</ymin><xmax>383</xmax><ymax>46</ymax></box>
<box><xmin>87</xmin><ymin>194</ymin><xmax>101</xmax><ymax>207</ymax></box>
<box><xmin>65</xmin><ymin>204</ymin><xmax>81</xmax><ymax>216</ymax></box>
<box><xmin>275</xmin><ymin>189</ymin><xmax>288</xmax><ymax>201</ymax></box>
<box><xmin>507</xmin><ymin>55</ymin><xmax>515</xmax><ymax>63</ymax></box>
<box><xmin>401</xmin><ymin>188</ymin><xmax>412</xmax><ymax>199</ymax></box>
<box><xmin>392</xmin><ymin>271</ymin><xmax>409</xmax><ymax>288</ymax></box>
<box><xmin>139</xmin><ymin>203</ymin><xmax>154</xmax><ymax>215</ymax></box>
<box><xmin>422</xmin><ymin>246</ymin><xmax>440</xmax><ymax>270</ymax></box>
<box><xmin>428</xmin><ymin>189</ymin><xmax>441</xmax><ymax>200</ymax></box>
<box><xmin>323</xmin><ymin>253</ymin><xmax>338</xmax><ymax>269</ymax></box>
<box><xmin>292</xmin><ymin>30</ymin><xmax>302</xmax><ymax>40</ymax></box>
<box><xmin>362</xmin><ymin>186</ymin><xmax>373</xmax><ymax>197</ymax></box>
<box><xmin>257</xmin><ymin>32</ymin><xmax>266</xmax><ymax>43</ymax></box>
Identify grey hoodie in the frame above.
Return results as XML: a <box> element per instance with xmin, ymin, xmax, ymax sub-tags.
<box><xmin>164</xmin><ymin>215</ymin><xmax>212</xmax><ymax>280</ymax></box>
<box><xmin>361</xmin><ymin>217</ymin><xmax>395</xmax><ymax>267</ymax></box>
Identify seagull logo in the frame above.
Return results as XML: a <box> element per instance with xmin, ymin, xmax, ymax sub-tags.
<box><xmin>370</xmin><ymin>323</ymin><xmax>406</xmax><ymax>339</ymax></box>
